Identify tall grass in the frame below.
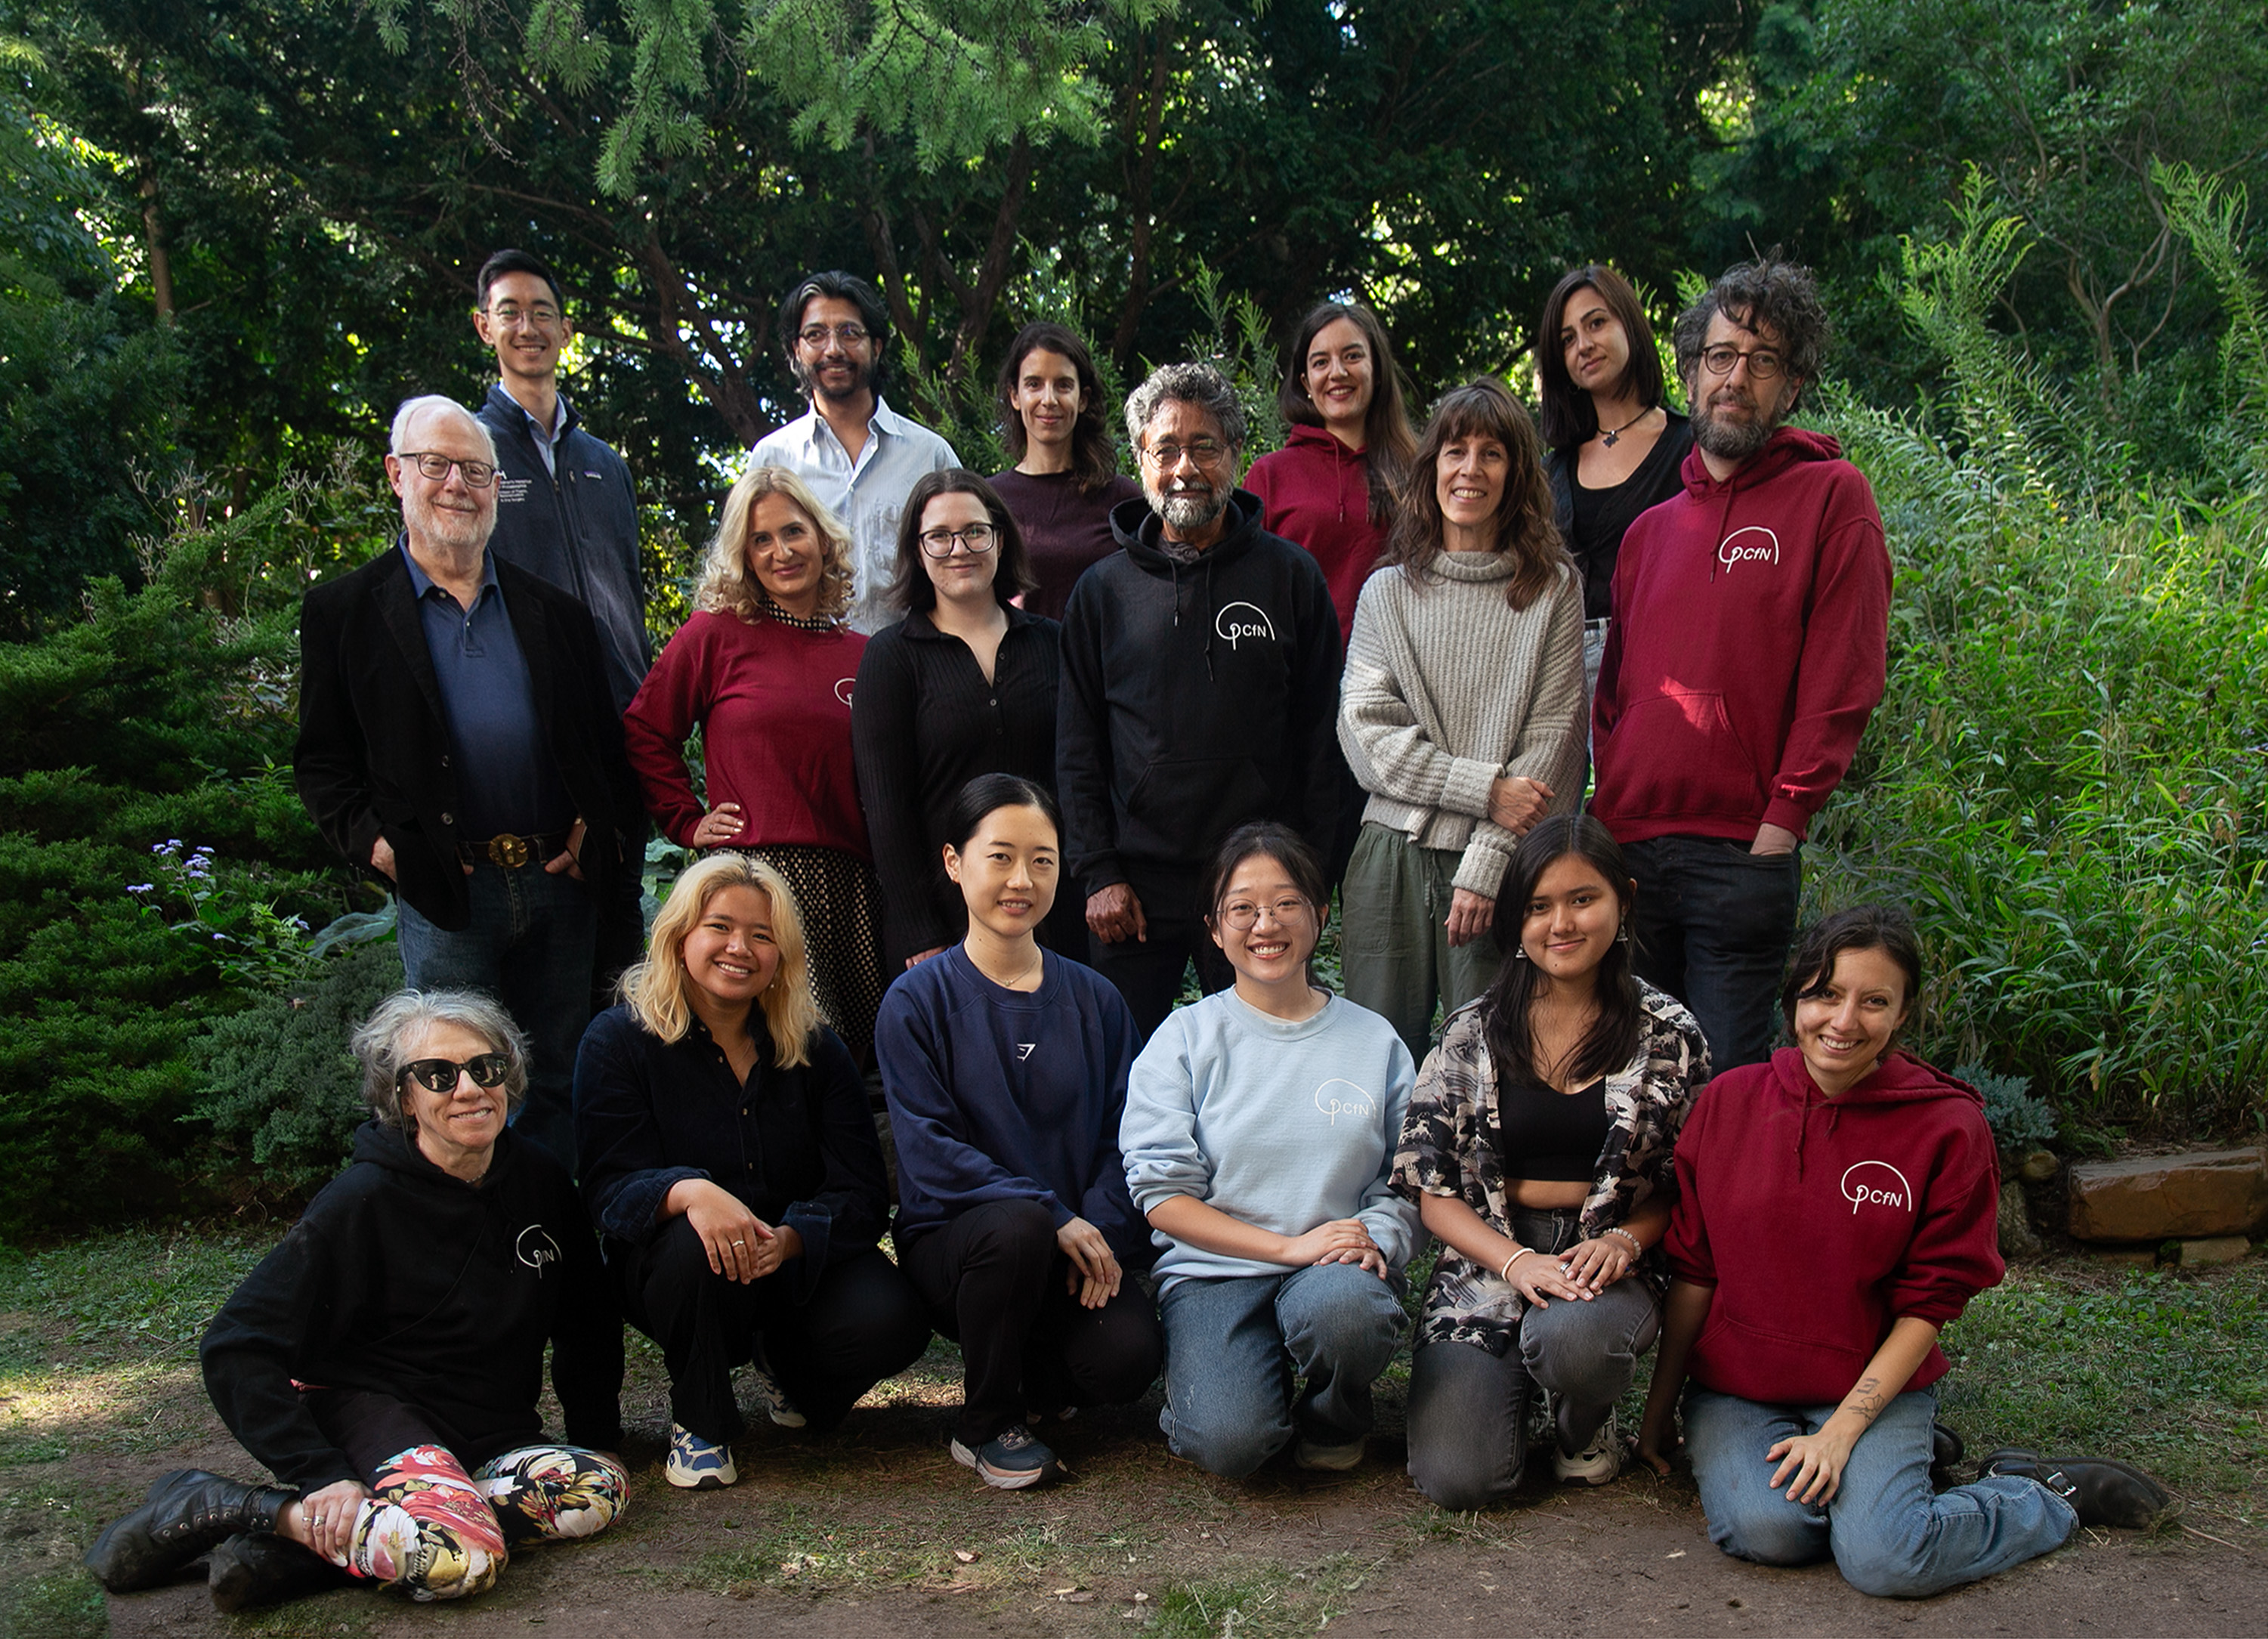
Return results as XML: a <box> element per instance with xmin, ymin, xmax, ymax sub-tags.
<box><xmin>1805</xmin><ymin>173</ymin><xmax>2268</xmax><ymax>1135</ymax></box>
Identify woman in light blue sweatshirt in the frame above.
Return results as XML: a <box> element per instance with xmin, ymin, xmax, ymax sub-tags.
<box><xmin>1121</xmin><ymin>822</ymin><xmax>1420</xmax><ymax>1478</ymax></box>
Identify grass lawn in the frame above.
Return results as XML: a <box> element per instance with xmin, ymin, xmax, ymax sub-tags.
<box><xmin>0</xmin><ymin>1229</ymin><xmax>2260</xmax><ymax>1637</ymax></box>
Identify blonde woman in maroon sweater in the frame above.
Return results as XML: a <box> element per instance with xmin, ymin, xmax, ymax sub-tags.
<box><xmin>1636</xmin><ymin>906</ymin><xmax>2169</xmax><ymax>1596</ymax></box>
<box><xmin>625</xmin><ymin>465</ymin><xmax>885</xmax><ymax>1059</ymax></box>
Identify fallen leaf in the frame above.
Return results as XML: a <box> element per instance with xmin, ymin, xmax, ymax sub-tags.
<box><xmin>1052</xmin><ymin>1586</ymin><xmax>1083</xmax><ymax>1596</ymax></box>
<box><xmin>953</xmin><ymin>1549</ymin><xmax>980</xmax><ymax>1564</ymax></box>
<box><xmin>1059</xmin><ymin>1591</ymin><xmax>1097</xmax><ymax>1604</ymax></box>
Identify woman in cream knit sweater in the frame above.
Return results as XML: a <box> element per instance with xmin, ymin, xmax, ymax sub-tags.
<box><xmin>1336</xmin><ymin>379</ymin><xmax>1588</xmax><ymax>1063</ymax></box>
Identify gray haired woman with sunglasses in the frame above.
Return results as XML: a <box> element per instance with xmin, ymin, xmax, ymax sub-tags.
<box><xmin>85</xmin><ymin>990</ymin><xmax>626</xmax><ymax>1613</ymax></box>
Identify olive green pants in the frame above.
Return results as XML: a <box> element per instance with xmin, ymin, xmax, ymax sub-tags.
<box><xmin>1339</xmin><ymin>823</ymin><xmax>1503</xmax><ymax>1065</ymax></box>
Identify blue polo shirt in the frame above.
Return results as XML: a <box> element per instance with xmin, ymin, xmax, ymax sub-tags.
<box><xmin>401</xmin><ymin>540</ymin><xmax>574</xmax><ymax>840</ymax></box>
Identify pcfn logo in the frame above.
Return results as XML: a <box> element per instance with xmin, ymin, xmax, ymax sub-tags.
<box><xmin>1716</xmin><ymin>525</ymin><xmax>1781</xmax><ymax>571</ymax></box>
<box><xmin>1839</xmin><ymin>1161</ymin><xmax>1914</xmax><ymax>1215</ymax></box>
<box><xmin>834</xmin><ymin>678</ymin><xmax>856</xmax><ymax>707</ymax></box>
<box><xmin>1312</xmin><ymin>1078</ymin><xmax>1375</xmax><ymax>1126</ymax></box>
<box><xmin>515</xmin><ymin>1226</ymin><xmax>563</xmax><ymax>1271</ymax></box>
<box><xmin>1214</xmin><ymin>601</ymin><xmax>1277</xmax><ymax>649</ymax></box>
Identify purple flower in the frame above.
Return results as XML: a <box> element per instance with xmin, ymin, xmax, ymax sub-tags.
<box><xmin>128</xmin><ymin>883</ymin><xmax>154</xmax><ymax>894</ymax></box>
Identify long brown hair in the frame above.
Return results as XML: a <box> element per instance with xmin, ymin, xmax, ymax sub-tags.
<box><xmin>1535</xmin><ymin>264</ymin><xmax>1669</xmax><ymax>451</ymax></box>
<box><xmin>995</xmin><ymin>322</ymin><xmax>1123</xmax><ymax>493</ymax></box>
<box><xmin>1381</xmin><ymin>379</ymin><xmax>1567</xmax><ymax>611</ymax></box>
<box><xmin>1276</xmin><ymin>301</ymin><xmax>1417</xmax><ymax>524</ymax></box>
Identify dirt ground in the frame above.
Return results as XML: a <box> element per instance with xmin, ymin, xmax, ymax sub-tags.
<box><xmin>76</xmin><ymin>1379</ymin><xmax>2266</xmax><ymax>1639</ymax></box>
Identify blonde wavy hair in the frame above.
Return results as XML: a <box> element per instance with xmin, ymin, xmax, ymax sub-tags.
<box><xmin>696</xmin><ymin>464</ymin><xmax>856</xmax><ymax>624</ymax></box>
<box><xmin>619</xmin><ymin>852</ymin><xmax>823</xmax><ymax>1066</ymax></box>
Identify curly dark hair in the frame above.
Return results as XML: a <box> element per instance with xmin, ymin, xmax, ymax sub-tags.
<box><xmin>1672</xmin><ymin>252</ymin><xmax>1831</xmax><ymax>411</ymax></box>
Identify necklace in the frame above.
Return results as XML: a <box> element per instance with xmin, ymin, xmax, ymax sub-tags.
<box><xmin>1599</xmin><ymin>404</ymin><xmax>1652</xmax><ymax>448</ymax></box>
<box><xmin>975</xmin><ymin>942</ymin><xmax>1043</xmax><ymax>991</ymax></box>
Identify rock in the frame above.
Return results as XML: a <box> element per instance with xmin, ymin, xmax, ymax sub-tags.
<box><xmin>2176</xmin><ymin>1236</ymin><xmax>2251</xmax><ymax>1268</ymax></box>
<box><xmin>2086</xmin><ymin>1245</ymin><xmax>2159</xmax><ymax>1267</ymax></box>
<box><xmin>2066</xmin><ymin>1146</ymin><xmax>2268</xmax><ymax>1242</ymax></box>
<box><xmin>1997</xmin><ymin>1180</ymin><xmax>2044</xmax><ymax>1260</ymax></box>
<box><xmin>2017</xmin><ymin>1150</ymin><xmax>2060</xmax><ymax>1183</ymax></box>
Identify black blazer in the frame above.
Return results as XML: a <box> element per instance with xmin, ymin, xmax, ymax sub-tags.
<box><xmin>294</xmin><ymin>542</ymin><xmax>642</xmax><ymax>930</ymax></box>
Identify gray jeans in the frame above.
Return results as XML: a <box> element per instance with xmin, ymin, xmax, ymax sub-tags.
<box><xmin>1404</xmin><ymin>1207</ymin><xmax>1660</xmax><ymax>1510</ymax></box>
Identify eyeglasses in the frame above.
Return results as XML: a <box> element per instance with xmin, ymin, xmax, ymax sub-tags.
<box><xmin>798</xmin><ymin>323</ymin><xmax>870</xmax><ymax>348</ymax></box>
<box><xmin>919</xmin><ymin>523</ymin><xmax>997</xmax><ymax>557</ymax></box>
<box><xmin>1699</xmin><ymin>344</ymin><xmax>1788</xmax><ymax>381</ymax></box>
<box><xmin>397</xmin><ymin>1053</ymin><xmax>512</xmax><ymax>1094</ymax></box>
<box><xmin>1219</xmin><ymin>896</ymin><xmax>1312</xmax><ymax>932</ymax></box>
<box><xmin>398</xmin><ymin>452</ymin><xmax>499</xmax><ymax>488</ymax></box>
<box><xmin>1142</xmin><ymin>439</ymin><xmax>1228</xmax><ymax>469</ymax></box>
<box><xmin>487</xmin><ymin>302</ymin><xmax>561</xmax><ymax>330</ymax></box>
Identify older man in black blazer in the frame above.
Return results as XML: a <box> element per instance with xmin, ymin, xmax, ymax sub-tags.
<box><xmin>295</xmin><ymin>394</ymin><xmax>641</xmax><ymax>1170</ymax></box>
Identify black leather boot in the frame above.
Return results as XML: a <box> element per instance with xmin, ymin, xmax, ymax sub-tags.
<box><xmin>1979</xmin><ymin>1447</ymin><xmax>2176</xmax><ymax>1529</ymax></box>
<box><xmin>209</xmin><ymin>1532</ymin><xmax>354</xmax><ymax>1613</ymax></box>
<box><xmin>1930</xmin><ymin>1419</ymin><xmax>1965</xmax><ymax>1479</ymax></box>
<box><xmin>83</xmin><ymin>1469</ymin><xmax>296</xmax><ymax>1593</ymax></box>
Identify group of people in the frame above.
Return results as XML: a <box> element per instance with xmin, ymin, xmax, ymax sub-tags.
<box><xmin>82</xmin><ymin>250</ymin><xmax>2172</xmax><ymax>1615</ymax></box>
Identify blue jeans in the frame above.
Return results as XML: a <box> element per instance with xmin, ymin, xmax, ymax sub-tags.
<box><xmin>1405</xmin><ymin>1208</ymin><xmax>1661</xmax><ymax>1508</ymax></box>
<box><xmin>1683</xmin><ymin>1385</ymin><xmax>2077</xmax><ymax>1598</ymax></box>
<box><xmin>395</xmin><ymin>858</ymin><xmax>597</xmax><ymax>1174</ymax></box>
<box><xmin>1622</xmin><ymin>835</ymin><xmax>1802</xmax><ymax>1072</ymax></box>
<box><xmin>1157</xmin><ymin>1262</ymin><xmax>1407</xmax><ymax>1479</ymax></box>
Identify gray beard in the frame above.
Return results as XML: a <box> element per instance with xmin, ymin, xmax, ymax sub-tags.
<box><xmin>1692</xmin><ymin>400</ymin><xmax>1778</xmax><ymax>463</ymax></box>
<box><xmin>1148</xmin><ymin>487</ymin><xmax>1228</xmax><ymax>533</ymax></box>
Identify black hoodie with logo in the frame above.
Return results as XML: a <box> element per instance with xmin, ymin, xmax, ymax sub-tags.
<box><xmin>1056</xmin><ymin>490</ymin><xmax>1343</xmax><ymax>917</ymax></box>
<box><xmin>201</xmin><ymin>1121</ymin><xmax>623</xmax><ymax>1491</ymax></box>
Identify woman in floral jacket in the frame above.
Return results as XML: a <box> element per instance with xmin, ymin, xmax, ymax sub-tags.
<box><xmin>1392</xmin><ymin>814</ymin><xmax>1709</xmax><ymax>1507</ymax></box>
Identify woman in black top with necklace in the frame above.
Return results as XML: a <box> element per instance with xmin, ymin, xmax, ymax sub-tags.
<box><xmin>1535</xmin><ymin>264</ymin><xmax>1692</xmax><ymax>703</ymax></box>
<box><xmin>1391</xmin><ymin>815</ymin><xmax>1710</xmax><ymax>1509</ymax></box>
<box><xmin>853</xmin><ymin>469</ymin><xmax>1076</xmax><ymax>968</ymax></box>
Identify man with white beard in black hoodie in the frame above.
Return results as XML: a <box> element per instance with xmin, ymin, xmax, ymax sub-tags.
<box><xmin>1057</xmin><ymin>361</ymin><xmax>1343</xmax><ymax>1041</ymax></box>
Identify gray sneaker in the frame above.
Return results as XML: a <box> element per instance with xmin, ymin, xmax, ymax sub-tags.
<box><xmin>1553</xmin><ymin>1409</ymin><xmax>1623</xmax><ymax>1485</ymax></box>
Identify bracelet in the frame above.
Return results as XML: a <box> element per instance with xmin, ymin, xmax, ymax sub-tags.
<box><xmin>1603</xmin><ymin>1226</ymin><xmax>1643</xmax><ymax>1254</ymax></box>
<box><xmin>1499</xmin><ymin>1247</ymin><xmax>1537</xmax><ymax>1282</ymax></box>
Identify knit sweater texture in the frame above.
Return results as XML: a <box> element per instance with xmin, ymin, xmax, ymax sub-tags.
<box><xmin>1338</xmin><ymin>552</ymin><xmax>1587</xmax><ymax>897</ymax></box>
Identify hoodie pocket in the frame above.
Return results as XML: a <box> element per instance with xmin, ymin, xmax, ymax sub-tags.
<box><xmin>1600</xmin><ymin>688</ymin><xmax>1768</xmax><ymax>824</ymax></box>
<box><xmin>1121</xmin><ymin>754</ymin><xmax>1275</xmax><ymax>864</ymax></box>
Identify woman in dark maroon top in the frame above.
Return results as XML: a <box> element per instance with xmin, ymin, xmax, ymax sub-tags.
<box><xmin>988</xmin><ymin>323</ymin><xmax>1139</xmax><ymax>621</ymax></box>
<box><xmin>625</xmin><ymin>465</ymin><xmax>886</xmax><ymax>1059</ymax></box>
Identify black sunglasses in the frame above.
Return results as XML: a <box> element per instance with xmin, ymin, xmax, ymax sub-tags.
<box><xmin>397</xmin><ymin>1054</ymin><xmax>512</xmax><ymax>1094</ymax></box>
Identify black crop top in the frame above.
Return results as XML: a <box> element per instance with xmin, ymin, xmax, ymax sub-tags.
<box><xmin>1493</xmin><ymin>1075</ymin><xmax>1612</xmax><ymax>1183</ymax></box>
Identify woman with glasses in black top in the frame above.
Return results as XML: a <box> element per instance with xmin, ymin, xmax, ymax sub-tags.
<box><xmin>853</xmin><ymin>469</ymin><xmax>1077</xmax><ymax>969</ymax></box>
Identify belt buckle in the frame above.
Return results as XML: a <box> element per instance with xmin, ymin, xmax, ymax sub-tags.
<box><xmin>486</xmin><ymin>833</ymin><xmax>532</xmax><ymax>869</ymax></box>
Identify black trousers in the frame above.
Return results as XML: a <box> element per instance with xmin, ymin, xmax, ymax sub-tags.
<box><xmin>619</xmin><ymin>1216</ymin><xmax>932</xmax><ymax>1444</ymax></box>
<box><xmin>1086</xmin><ymin>911</ymin><xmax>1236</xmax><ymax>1044</ymax></box>
<box><xmin>901</xmin><ymin>1198</ymin><xmax>1164</xmax><ymax>1448</ymax></box>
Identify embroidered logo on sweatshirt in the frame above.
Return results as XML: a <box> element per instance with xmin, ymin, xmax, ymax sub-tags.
<box><xmin>834</xmin><ymin>678</ymin><xmax>856</xmax><ymax>707</ymax></box>
<box><xmin>515</xmin><ymin>1226</ymin><xmax>564</xmax><ymax>1271</ymax></box>
<box><xmin>1716</xmin><ymin>525</ymin><xmax>1781</xmax><ymax>571</ymax></box>
<box><xmin>1313</xmin><ymin>1078</ymin><xmax>1376</xmax><ymax>1126</ymax></box>
<box><xmin>1015</xmin><ymin>1043</ymin><xmax>1037</xmax><ymax>1061</ymax></box>
<box><xmin>1214</xmin><ymin>601</ymin><xmax>1277</xmax><ymax>649</ymax></box>
<box><xmin>1840</xmin><ymin>1161</ymin><xmax>1915</xmax><ymax>1215</ymax></box>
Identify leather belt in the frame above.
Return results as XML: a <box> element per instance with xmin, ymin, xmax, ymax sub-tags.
<box><xmin>458</xmin><ymin>830</ymin><xmax>573</xmax><ymax>870</ymax></box>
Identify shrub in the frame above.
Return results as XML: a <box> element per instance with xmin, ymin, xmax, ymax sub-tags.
<box><xmin>1954</xmin><ymin>1062</ymin><xmax>2059</xmax><ymax>1154</ymax></box>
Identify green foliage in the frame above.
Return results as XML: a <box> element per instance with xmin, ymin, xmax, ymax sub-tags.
<box><xmin>1953</xmin><ymin>1062</ymin><xmax>2057</xmax><ymax>1154</ymax></box>
<box><xmin>192</xmin><ymin>941</ymin><xmax>404</xmax><ymax>1201</ymax></box>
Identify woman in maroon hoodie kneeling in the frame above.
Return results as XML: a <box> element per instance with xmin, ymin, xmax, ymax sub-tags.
<box><xmin>1636</xmin><ymin>906</ymin><xmax>2170</xmax><ymax>1597</ymax></box>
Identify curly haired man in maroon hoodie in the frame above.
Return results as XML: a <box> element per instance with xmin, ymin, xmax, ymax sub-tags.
<box><xmin>1590</xmin><ymin>256</ymin><xmax>1891</xmax><ymax>1071</ymax></box>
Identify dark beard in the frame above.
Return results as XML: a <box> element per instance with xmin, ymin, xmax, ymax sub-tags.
<box><xmin>793</xmin><ymin>354</ymin><xmax>876</xmax><ymax>406</ymax></box>
<box><xmin>1691</xmin><ymin>397</ymin><xmax>1778</xmax><ymax>463</ymax></box>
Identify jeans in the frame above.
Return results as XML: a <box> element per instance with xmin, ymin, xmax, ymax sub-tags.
<box><xmin>1404</xmin><ymin>1207</ymin><xmax>1660</xmax><ymax>1509</ymax></box>
<box><xmin>1340</xmin><ymin>824</ymin><xmax>1504</xmax><ymax>1065</ymax></box>
<box><xmin>619</xmin><ymin>1217</ymin><xmax>932</xmax><ymax>1443</ymax></box>
<box><xmin>1087</xmin><ymin>911</ymin><xmax>1235</xmax><ymax>1045</ymax></box>
<box><xmin>1683</xmin><ymin>1385</ymin><xmax>2078</xmax><ymax>1598</ymax></box>
<box><xmin>1157</xmin><ymin>1261</ymin><xmax>1407</xmax><ymax>1479</ymax></box>
<box><xmin>1622</xmin><ymin>834</ymin><xmax>1802</xmax><ymax>1072</ymax></box>
<box><xmin>396</xmin><ymin>856</ymin><xmax>598</xmax><ymax>1174</ymax></box>
<box><xmin>901</xmin><ymin>1199</ymin><xmax>1164</xmax><ymax>1448</ymax></box>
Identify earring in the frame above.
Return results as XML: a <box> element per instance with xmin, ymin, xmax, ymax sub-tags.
<box><xmin>1616</xmin><ymin>922</ymin><xmax>1630</xmax><ymax>943</ymax></box>
<box><xmin>1513</xmin><ymin>945</ymin><xmax>1530</xmax><ymax>961</ymax></box>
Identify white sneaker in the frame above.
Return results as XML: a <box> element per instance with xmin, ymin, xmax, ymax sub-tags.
<box><xmin>749</xmin><ymin>1363</ymin><xmax>806</xmax><ymax>1428</ymax></box>
<box><xmin>1553</xmin><ymin>1409</ymin><xmax>1623</xmax><ymax>1485</ymax></box>
<box><xmin>666</xmin><ymin>1422</ymin><xmax>738</xmax><ymax>1489</ymax></box>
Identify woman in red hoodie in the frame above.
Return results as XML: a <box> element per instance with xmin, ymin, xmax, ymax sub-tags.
<box><xmin>1636</xmin><ymin>906</ymin><xmax>2169</xmax><ymax>1596</ymax></box>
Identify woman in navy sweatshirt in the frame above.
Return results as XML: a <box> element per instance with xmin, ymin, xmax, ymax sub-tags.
<box><xmin>1636</xmin><ymin>906</ymin><xmax>2169</xmax><ymax>1596</ymax></box>
<box><xmin>876</xmin><ymin>774</ymin><xmax>1163</xmax><ymax>1491</ymax></box>
<box><xmin>575</xmin><ymin>852</ymin><xmax>929</xmax><ymax>1491</ymax></box>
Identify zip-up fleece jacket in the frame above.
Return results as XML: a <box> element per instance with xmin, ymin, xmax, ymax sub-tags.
<box><xmin>1590</xmin><ymin>428</ymin><xmax>1889</xmax><ymax>843</ymax></box>
<box><xmin>201</xmin><ymin>1122</ymin><xmax>624</xmax><ymax>1491</ymax></box>
<box><xmin>1664</xmin><ymin>1049</ymin><xmax>2003</xmax><ymax>1406</ymax></box>
<box><xmin>1056</xmin><ymin>490</ymin><xmax>1343</xmax><ymax>915</ymax></box>
<box><xmin>1246</xmin><ymin>424</ymin><xmax>1387</xmax><ymax>648</ymax></box>
<box><xmin>480</xmin><ymin>384</ymin><xmax>650</xmax><ymax>713</ymax></box>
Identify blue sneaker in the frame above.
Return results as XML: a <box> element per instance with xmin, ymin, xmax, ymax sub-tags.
<box><xmin>666</xmin><ymin>1423</ymin><xmax>737</xmax><ymax>1489</ymax></box>
<box><xmin>950</xmin><ymin>1424</ymin><xmax>1061</xmax><ymax>1489</ymax></box>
